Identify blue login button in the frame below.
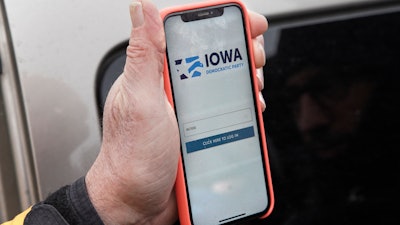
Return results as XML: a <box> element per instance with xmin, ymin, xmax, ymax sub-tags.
<box><xmin>185</xmin><ymin>126</ymin><xmax>255</xmax><ymax>153</ymax></box>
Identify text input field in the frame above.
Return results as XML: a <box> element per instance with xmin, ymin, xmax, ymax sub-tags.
<box><xmin>184</xmin><ymin>108</ymin><xmax>252</xmax><ymax>137</ymax></box>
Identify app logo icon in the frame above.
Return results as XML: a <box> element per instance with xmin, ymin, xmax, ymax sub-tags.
<box><xmin>175</xmin><ymin>56</ymin><xmax>204</xmax><ymax>80</ymax></box>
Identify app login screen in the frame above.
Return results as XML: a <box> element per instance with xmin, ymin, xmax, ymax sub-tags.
<box><xmin>165</xmin><ymin>6</ymin><xmax>268</xmax><ymax>224</ymax></box>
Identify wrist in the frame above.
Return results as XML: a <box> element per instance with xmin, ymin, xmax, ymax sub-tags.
<box><xmin>86</xmin><ymin>158</ymin><xmax>178</xmax><ymax>225</ymax></box>
<box><xmin>86</xmin><ymin>160</ymin><xmax>146</xmax><ymax>225</ymax></box>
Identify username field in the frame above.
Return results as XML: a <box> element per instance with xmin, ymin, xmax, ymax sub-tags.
<box><xmin>184</xmin><ymin>108</ymin><xmax>252</xmax><ymax>137</ymax></box>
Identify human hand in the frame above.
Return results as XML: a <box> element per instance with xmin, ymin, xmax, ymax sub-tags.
<box><xmin>85</xmin><ymin>0</ymin><xmax>268</xmax><ymax>225</ymax></box>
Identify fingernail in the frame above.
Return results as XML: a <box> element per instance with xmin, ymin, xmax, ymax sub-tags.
<box><xmin>257</xmin><ymin>68</ymin><xmax>264</xmax><ymax>90</ymax></box>
<box><xmin>256</xmin><ymin>35</ymin><xmax>265</xmax><ymax>47</ymax></box>
<box><xmin>256</xmin><ymin>35</ymin><xmax>265</xmax><ymax>59</ymax></box>
<box><xmin>259</xmin><ymin>92</ymin><xmax>266</xmax><ymax>112</ymax></box>
<box><xmin>130</xmin><ymin>0</ymin><xmax>144</xmax><ymax>28</ymax></box>
<box><xmin>258</xmin><ymin>41</ymin><xmax>266</xmax><ymax>65</ymax></box>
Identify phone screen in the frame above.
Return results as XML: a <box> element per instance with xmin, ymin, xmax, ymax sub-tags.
<box><xmin>165</xmin><ymin>4</ymin><xmax>269</xmax><ymax>224</ymax></box>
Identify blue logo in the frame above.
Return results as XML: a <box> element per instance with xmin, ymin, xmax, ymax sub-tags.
<box><xmin>175</xmin><ymin>56</ymin><xmax>204</xmax><ymax>80</ymax></box>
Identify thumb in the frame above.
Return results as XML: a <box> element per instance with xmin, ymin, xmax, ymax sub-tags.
<box><xmin>124</xmin><ymin>0</ymin><xmax>165</xmax><ymax>90</ymax></box>
<box><xmin>102</xmin><ymin>0</ymin><xmax>169</xmax><ymax>138</ymax></box>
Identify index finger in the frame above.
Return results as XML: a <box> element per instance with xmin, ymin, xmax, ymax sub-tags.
<box><xmin>248</xmin><ymin>10</ymin><xmax>268</xmax><ymax>38</ymax></box>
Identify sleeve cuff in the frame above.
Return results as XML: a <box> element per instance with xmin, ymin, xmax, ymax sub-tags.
<box><xmin>68</xmin><ymin>176</ymin><xmax>104</xmax><ymax>225</ymax></box>
<box><xmin>30</xmin><ymin>176</ymin><xmax>105</xmax><ymax>225</ymax></box>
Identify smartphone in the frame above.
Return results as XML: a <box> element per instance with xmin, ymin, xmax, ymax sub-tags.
<box><xmin>161</xmin><ymin>1</ymin><xmax>274</xmax><ymax>224</ymax></box>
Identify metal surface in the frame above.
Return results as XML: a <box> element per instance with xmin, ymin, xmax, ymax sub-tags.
<box><xmin>2</xmin><ymin>0</ymin><xmax>123</xmax><ymax>198</ymax></box>
<box><xmin>0</xmin><ymin>78</ymin><xmax>20</xmax><ymax>222</ymax></box>
<box><xmin>1</xmin><ymin>0</ymin><xmax>375</xmax><ymax>208</ymax></box>
<box><xmin>0</xmin><ymin>0</ymin><xmax>38</xmax><ymax>221</ymax></box>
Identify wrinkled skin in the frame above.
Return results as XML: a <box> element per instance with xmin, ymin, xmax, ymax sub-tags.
<box><xmin>86</xmin><ymin>0</ymin><xmax>268</xmax><ymax>224</ymax></box>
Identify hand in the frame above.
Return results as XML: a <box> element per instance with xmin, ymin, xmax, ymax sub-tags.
<box><xmin>85</xmin><ymin>0</ymin><xmax>268</xmax><ymax>224</ymax></box>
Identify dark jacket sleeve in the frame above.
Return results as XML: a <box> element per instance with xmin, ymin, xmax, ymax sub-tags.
<box><xmin>34</xmin><ymin>177</ymin><xmax>103</xmax><ymax>225</ymax></box>
<box><xmin>24</xmin><ymin>177</ymin><xmax>104</xmax><ymax>225</ymax></box>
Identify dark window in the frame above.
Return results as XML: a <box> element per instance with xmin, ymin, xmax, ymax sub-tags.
<box><xmin>262</xmin><ymin>5</ymin><xmax>399</xmax><ymax>225</ymax></box>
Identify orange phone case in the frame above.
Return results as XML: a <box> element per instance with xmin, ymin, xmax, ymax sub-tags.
<box><xmin>160</xmin><ymin>1</ymin><xmax>274</xmax><ymax>224</ymax></box>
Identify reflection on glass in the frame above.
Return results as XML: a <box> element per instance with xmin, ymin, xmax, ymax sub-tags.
<box><xmin>261</xmin><ymin>11</ymin><xmax>399</xmax><ymax>225</ymax></box>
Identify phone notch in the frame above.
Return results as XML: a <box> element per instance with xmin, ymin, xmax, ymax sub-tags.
<box><xmin>181</xmin><ymin>7</ymin><xmax>224</xmax><ymax>22</ymax></box>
